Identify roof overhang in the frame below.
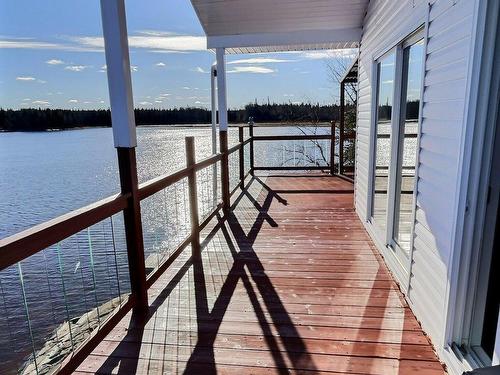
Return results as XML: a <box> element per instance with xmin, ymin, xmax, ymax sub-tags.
<box><xmin>207</xmin><ymin>28</ymin><xmax>362</xmax><ymax>54</ymax></box>
<box><xmin>190</xmin><ymin>0</ymin><xmax>369</xmax><ymax>54</ymax></box>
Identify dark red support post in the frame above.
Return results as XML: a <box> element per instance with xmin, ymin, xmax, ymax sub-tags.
<box><xmin>238</xmin><ymin>126</ymin><xmax>245</xmax><ymax>187</ymax></box>
<box><xmin>117</xmin><ymin>147</ymin><xmax>148</xmax><ymax>314</ymax></box>
<box><xmin>220</xmin><ymin>131</ymin><xmax>230</xmax><ymax>212</ymax></box>
<box><xmin>185</xmin><ymin>137</ymin><xmax>200</xmax><ymax>257</ymax></box>
<box><xmin>249</xmin><ymin>118</ymin><xmax>255</xmax><ymax>176</ymax></box>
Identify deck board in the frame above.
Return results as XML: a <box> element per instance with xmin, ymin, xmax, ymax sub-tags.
<box><xmin>76</xmin><ymin>174</ymin><xmax>445</xmax><ymax>374</ymax></box>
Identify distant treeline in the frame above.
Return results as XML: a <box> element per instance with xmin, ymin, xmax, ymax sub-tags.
<box><xmin>0</xmin><ymin>103</ymin><xmax>342</xmax><ymax>131</ymax></box>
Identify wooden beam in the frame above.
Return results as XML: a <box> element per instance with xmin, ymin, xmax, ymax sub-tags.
<box><xmin>0</xmin><ymin>194</ymin><xmax>128</xmax><ymax>271</ymax></box>
<box><xmin>249</xmin><ymin>118</ymin><xmax>255</xmax><ymax>175</ymax></box>
<box><xmin>253</xmin><ymin>135</ymin><xmax>331</xmax><ymax>141</ymax></box>
<box><xmin>220</xmin><ymin>131</ymin><xmax>230</xmax><ymax>211</ymax></box>
<box><xmin>239</xmin><ymin>127</ymin><xmax>245</xmax><ymax>187</ymax></box>
<box><xmin>186</xmin><ymin>137</ymin><xmax>200</xmax><ymax>257</ymax></box>
<box><xmin>117</xmin><ymin>148</ymin><xmax>148</xmax><ymax>314</ymax></box>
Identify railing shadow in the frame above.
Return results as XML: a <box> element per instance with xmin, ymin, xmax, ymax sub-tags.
<box><xmin>96</xmin><ymin>176</ymin><xmax>318</xmax><ymax>374</ymax></box>
<box><xmin>184</xmin><ymin>177</ymin><xmax>317</xmax><ymax>373</ymax></box>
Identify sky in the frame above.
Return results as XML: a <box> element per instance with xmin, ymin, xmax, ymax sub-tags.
<box><xmin>0</xmin><ymin>0</ymin><xmax>357</xmax><ymax>110</ymax></box>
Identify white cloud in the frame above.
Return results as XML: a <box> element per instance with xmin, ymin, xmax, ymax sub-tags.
<box><xmin>228</xmin><ymin>66</ymin><xmax>275</xmax><ymax>74</ymax></box>
<box><xmin>182</xmin><ymin>86</ymin><xmax>190</xmax><ymax>90</ymax></box>
<box><xmin>22</xmin><ymin>98</ymin><xmax>31</xmax><ymax>101</ymax></box>
<box><xmin>0</xmin><ymin>38</ymin><xmax>100</xmax><ymax>52</ymax></box>
<box><xmin>68</xmin><ymin>99</ymin><xmax>78</xmax><ymax>103</ymax></box>
<box><xmin>0</xmin><ymin>32</ymin><xmax>206</xmax><ymax>54</ymax></box>
<box><xmin>139</xmin><ymin>101</ymin><xmax>153</xmax><ymax>106</ymax></box>
<box><xmin>0</xmin><ymin>40</ymin><xmax>64</xmax><ymax>49</ymax></box>
<box><xmin>46</xmin><ymin>59</ymin><xmax>64</xmax><ymax>65</ymax></box>
<box><xmin>194</xmin><ymin>66</ymin><xmax>208</xmax><ymax>73</ymax></box>
<box><xmin>155</xmin><ymin>62</ymin><xmax>166</xmax><ymax>67</ymax></box>
<box><xmin>16</xmin><ymin>76</ymin><xmax>36</xmax><ymax>81</ymax></box>
<box><xmin>154</xmin><ymin>100</ymin><xmax>163</xmax><ymax>103</ymax></box>
<box><xmin>136</xmin><ymin>30</ymin><xmax>178</xmax><ymax>37</ymax></box>
<box><xmin>65</xmin><ymin>65</ymin><xmax>88</xmax><ymax>72</ymax></box>
<box><xmin>32</xmin><ymin>100</ymin><xmax>50</xmax><ymax>106</ymax></box>
<box><xmin>228</xmin><ymin>58</ymin><xmax>291</xmax><ymax>65</ymax></box>
<box><xmin>99</xmin><ymin>64</ymin><xmax>136</xmax><ymax>72</ymax></box>
<box><xmin>74</xmin><ymin>33</ymin><xmax>206</xmax><ymax>53</ymax></box>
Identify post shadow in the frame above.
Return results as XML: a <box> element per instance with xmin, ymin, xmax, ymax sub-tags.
<box><xmin>184</xmin><ymin>177</ymin><xmax>318</xmax><ymax>373</ymax></box>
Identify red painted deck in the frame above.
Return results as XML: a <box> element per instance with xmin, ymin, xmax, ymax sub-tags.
<box><xmin>75</xmin><ymin>175</ymin><xmax>446</xmax><ymax>375</ymax></box>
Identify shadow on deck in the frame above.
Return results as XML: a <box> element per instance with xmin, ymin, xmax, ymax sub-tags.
<box><xmin>75</xmin><ymin>174</ymin><xmax>446</xmax><ymax>375</ymax></box>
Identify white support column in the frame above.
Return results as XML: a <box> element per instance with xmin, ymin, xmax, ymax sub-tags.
<box><xmin>215</xmin><ymin>48</ymin><xmax>228</xmax><ymax>131</ymax></box>
<box><xmin>100</xmin><ymin>0</ymin><xmax>136</xmax><ymax>148</ymax></box>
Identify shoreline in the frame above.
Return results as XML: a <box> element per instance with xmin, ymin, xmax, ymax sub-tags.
<box><xmin>0</xmin><ymin>122</ymin><xmax>332</xmax><ymax>133</ymax></box>
<box><xmin>20</xmin><ymin>295</ymin><xmax>126</xmax><ymax>375</ymax></box>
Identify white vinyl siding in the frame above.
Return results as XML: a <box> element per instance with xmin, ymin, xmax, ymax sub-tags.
<box><xmin>354</xmin><ymin>0</ymin><xmax>477</xmax><ymax>370</ymax></box>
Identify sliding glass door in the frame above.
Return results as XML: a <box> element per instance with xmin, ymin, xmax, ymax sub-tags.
<box><xmin>370</xmin><ymin>29</ymin><xmax>424</xmax><ymax>276</ymax></box>
<box><xmin>392</xmin><ymin>38</ymin><xmax>424</xmax><ymax>255</ymax></box>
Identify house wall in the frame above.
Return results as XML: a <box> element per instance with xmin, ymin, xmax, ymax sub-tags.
<box><xmin>355</xmin><ymin>0</ymin><xmax>478</xmax><ymax>372</ymax></box>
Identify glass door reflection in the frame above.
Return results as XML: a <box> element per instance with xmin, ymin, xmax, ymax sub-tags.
<box><xmin>392</xmin><ymin>39</ymin><xmax>424</xmax><ymax>254</ymax></box>
<box><xmin>371</xmin><ymin>52</ymin><xmax>396</xmax><ymax>235</ymax></box>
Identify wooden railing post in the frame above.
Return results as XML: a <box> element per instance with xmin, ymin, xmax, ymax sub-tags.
<box><xmin>339</xmin><ymin>81</ymin><xmax>345</xmax><ymax>175</ymax></box>
<box><xmin>185</xmin><ymin>137</ymin><xmax>200</xmax><ymax>257</ymax></box>
<box><xmin>249</xmin><ymin>118</ymin><xmax>255</xmax><ymax>175</ymax></box>
<box><xmin>238</xmin><ymin>126</ymin><xmax>244</xmax><ymax>187</ymax></box>
<box><xmin>220</xmin><ymin>131</ymin><xmax>230</xmax><ymax>212</ymax></box>
<box><xmin>117</xmin><ymin>148</ymin><xmax>148</xmax><ymax>314</ymax></box>
<box><xmin>330</xmin><ymin>121</ymin><xmax>336</xmax><ymax>176</ymax></box>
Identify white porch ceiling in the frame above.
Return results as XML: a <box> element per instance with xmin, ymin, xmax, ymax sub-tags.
<box><xmin>190</xmin><ymin>0</ymin><xmax>369</xmax><ymax>54</ymax></box>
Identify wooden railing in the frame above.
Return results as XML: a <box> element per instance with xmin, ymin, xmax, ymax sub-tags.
<box><xmin>250</xmin><ymin>121</ymin><xmax>336</xmax><ymax>174</ymax></box>
<box><xmin>0</xmin><ymin>123</ymin><xmax>343</xmax><ymax>374</ymax></box>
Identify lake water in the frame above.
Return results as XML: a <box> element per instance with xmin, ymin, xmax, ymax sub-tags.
<box><xmin>0</xmin><ymin>125</ymin><xmax>332</xmax><ymax>374</ymax></box>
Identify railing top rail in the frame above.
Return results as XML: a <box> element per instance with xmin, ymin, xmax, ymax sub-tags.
<box><xmin>0</xmin><ymin>193</ymin><xmax>129</xmax><ymax>271</ymax></box>
<box><xmin>253</xmin><ymin>134</ymin><xmax>332</xmax><ymax>141</ymax></box>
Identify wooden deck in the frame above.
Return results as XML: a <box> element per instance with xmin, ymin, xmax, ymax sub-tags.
<box><xmin>75</xmin><ymin>174</ymin><xmax>445</xmax><ymax>375</ymax></box>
